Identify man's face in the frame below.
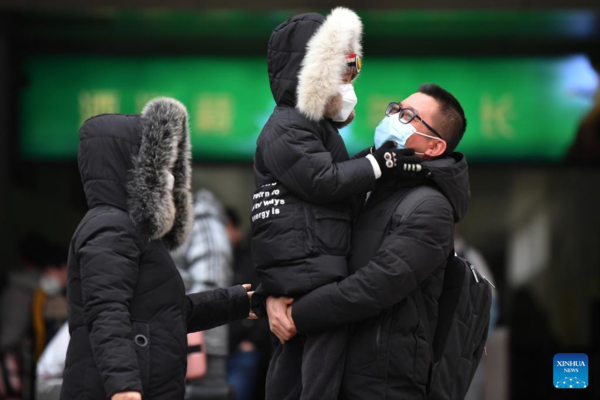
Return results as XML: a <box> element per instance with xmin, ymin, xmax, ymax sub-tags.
<box><xmin>390</xmin><ymin>92</ymin><xmax>446</xmax><ymax>158</ymax></box>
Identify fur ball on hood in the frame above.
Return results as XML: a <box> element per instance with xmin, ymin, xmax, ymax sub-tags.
<box><xmin>296</xmin><ymin>7</ymin><xmax>363</xmax><ymax>122</ymax></box>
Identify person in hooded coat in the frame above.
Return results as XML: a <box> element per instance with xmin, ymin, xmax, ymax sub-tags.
<box><xmin>60</xmin><ymin>98</ymin><xmax>251</xmax><ymax>400</ymax></box>
<box><xmin>251</xmin><ymin>7</ymin><xmax>422</xmax><ymax>400</ymax></box>
<box><xmin>267</xmin><ymin>84</ymin><xmax>471</xmax><ymax>399</ymax></box>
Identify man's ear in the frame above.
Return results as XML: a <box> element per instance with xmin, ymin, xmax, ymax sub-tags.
<box><xmin>427</xmin><ymin>139</ymin><xmax>447</xmax><ymax>157</ymax></box>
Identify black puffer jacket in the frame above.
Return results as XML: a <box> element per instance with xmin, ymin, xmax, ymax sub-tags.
<box><xmin>251</xmin><ymin>13</ymin><xmax>376</xmax><ymax>296</ymax></box>
<box><xmin>61</xmin><ymin>99</ymin><xmax>250</xmax><ymax>400</ymax></box>
<box><xmin>292</xmin><ymin>154</ymin><xmax>470</xmax><ymax>399</ymax></box>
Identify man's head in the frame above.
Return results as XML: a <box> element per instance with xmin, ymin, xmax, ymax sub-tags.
<box><xmin>391</xmin><ymin>83</ymin><xmax>467</xmax><ymax>159</ymax></box>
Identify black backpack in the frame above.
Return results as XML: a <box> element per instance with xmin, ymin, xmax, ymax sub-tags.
<box><xmin>394</xmin><ymin>186</ymin><xmax>494</xmax><ymax>400</ymax></box>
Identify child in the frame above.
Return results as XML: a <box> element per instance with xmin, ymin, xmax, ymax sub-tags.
<box><xmin>251</xmin><ymin>8</ymin><xmax>420</xmax><ymax>400</ymax></box>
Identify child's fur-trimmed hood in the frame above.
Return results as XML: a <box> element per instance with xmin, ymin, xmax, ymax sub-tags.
<box><xmin>266</xmin><ymin>7</ymin><xmax>363</xmax><ymax>122</ymax></box>
<box><xmin>296</xmin><ymin>7</ymin><xmax>363</xmax><ymax>122</ymax></box>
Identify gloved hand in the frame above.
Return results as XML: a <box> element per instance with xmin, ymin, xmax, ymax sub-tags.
<box><xmin>372</xmin><ymin>142</ymin><xmax>422</xmax><ymax>176</ymax></box>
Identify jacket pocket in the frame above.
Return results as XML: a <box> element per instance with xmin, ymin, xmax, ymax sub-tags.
<box><xmin>312</xmin><ymin>206</ymin><xmax>351</xmax><ymax>255</ymax></box>
<box><xmin>132</xmin><ymin>321</ymin><xmax>151</xmax><ymax>395</ymax></box>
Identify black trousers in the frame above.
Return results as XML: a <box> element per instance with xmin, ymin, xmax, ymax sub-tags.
<box><xmin>265</xmin><ymin>325</ymin><xmax>348</xmax><ymax>400</ymax></box>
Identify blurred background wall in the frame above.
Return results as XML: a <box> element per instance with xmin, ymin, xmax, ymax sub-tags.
<box><xmin>1</xmin><ymin>1</ymin><xmax>599</xmax><ymax>399</ymax></box>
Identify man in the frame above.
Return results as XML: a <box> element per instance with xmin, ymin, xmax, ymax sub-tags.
<box><xmin>267</xmin><ymin>83</ymin><xmax>470</xmax><ymax>399</ymax></box>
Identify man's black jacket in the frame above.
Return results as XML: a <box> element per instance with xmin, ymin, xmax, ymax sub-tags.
<box><xmin>293</xmin><ymin>154</ymin><xmax>470</xmax><ymax>400</ymax></box>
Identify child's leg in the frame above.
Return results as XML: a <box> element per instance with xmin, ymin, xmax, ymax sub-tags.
<box><xmin>265</xmin><ymin>335</ymin><xmax>304</xmax><ymax>400</ymax></box>
<box><xmin>300</xmin><ymin>325</ymin><xmax>349</xmax><ymax>400</ymax></box>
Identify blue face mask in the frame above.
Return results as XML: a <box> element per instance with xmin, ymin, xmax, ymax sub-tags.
<box><xmin>373</xmin><ymin>115</ymin><xmax>443</xmax><ymax>152</ymax></box>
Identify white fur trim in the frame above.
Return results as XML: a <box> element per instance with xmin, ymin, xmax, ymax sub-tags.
<box><xmin>296</xmin><ymin>7</ymin><xmax>363</xmax><ymax>122</ymax></box>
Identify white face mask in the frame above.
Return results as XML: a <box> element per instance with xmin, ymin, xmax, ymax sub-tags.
<box><xmin>332</xmin><ymin>84</ymin><xmax>358</xmax><ymax>122</ymax></box>
<box><xmin>40</xmin><ymin>275</ymin><xmax>63</xmax><ymax>296</ymax></box>
<box><xmin>166</xmin><ymin>173</ymin><xmax>175</xmax><ymax>192</ymax></box>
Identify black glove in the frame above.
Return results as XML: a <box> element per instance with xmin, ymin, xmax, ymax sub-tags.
<box><xmin>372</xmin><ymin>142</ymin><xmax>422</xmax><ymax>176</ymax></box>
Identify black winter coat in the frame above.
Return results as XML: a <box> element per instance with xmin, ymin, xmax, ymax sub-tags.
<box><xmin>251</xmin><ymin>13</ymin><xmax>376</xmax><ymax>296</ymax></box>
<box><xmin>292</xmin><ymin>154</ymin><xmax>470</xmax><ymax>400</ymax></box>
<box><xmin>61</xmin><ymin>99</ymin><xmax>250</xmax><ymax>400</ymax></box>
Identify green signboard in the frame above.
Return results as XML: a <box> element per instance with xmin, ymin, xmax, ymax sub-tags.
<box><xmin>20</xmin><ymin>55</ymin><xmax>596</xmax><ymax>162</ymax></box>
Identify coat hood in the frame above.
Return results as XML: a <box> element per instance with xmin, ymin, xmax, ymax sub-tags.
<box><xmin>422</xmin><ymin>152</ymin><xmax>471</xmax><ymax>222</ymax></box>
<box><xmin>267</xmin><ymin>7</ymin><xmax>363</xmax><ymax>121</ymax></box>
<box><xmin>78</xmin><ymin>97</ymin><xmax>193</xmax><ymax>249</ymax></box>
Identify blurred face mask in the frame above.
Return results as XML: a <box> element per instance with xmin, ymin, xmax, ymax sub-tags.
<box><xmin>374</xmin><ymin>115</ymin><xmax>442</xmax><ymax>153</ymax></box>
<box><xmin>332</xmin><ymin>84</ymin><xmax>357</xmax><ymax>122</ymax></box>
<box><xmin>40</xmin><ymin>275</ymin><xmax>62</xmax><ymax>296</ymax></box>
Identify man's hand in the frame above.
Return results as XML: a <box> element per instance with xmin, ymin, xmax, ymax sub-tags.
<box><xmin>111</xmin><ymin>392</ymin><xmax>141</xmax><ymax>400</ymax></box>
<box><xmin>242</xmin><ymin>284</ymin><xmax>258</xmax><ymax>319</ymax></box>
<box><xmin>266</xmin><ymin>296</ymin><xmax>297</xmax><ymax>344</ymax></box>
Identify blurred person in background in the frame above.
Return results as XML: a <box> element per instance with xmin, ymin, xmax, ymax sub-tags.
<box><xmin>225</xmin><ymin>207</ymin><xmax>270</xmax><ymax>400</ymax></box>
<box><xmin>0</xmin><ymin>233</ymin><xmax>56</xmax><ymax>398</ymax></box>
<box><xmin>566</xmin><ymin>52</ymin><xmax>600</xmax><ymax>164</ymax></box>
<box><xmin>36</xmin><ymin>321</ymin><xmax>69</xmax><ymax>400</ymax></box>
<box><xmin>170</xmin><ymin>188</ymin><xmax>235</xmax><ymax>397</ymax></box>
<box><xmin>32</xmin><ymin>243</ymin><xmax>69</xmax><ymax>362</ymax></box>
<box><xmin>0</xmin><ymin>234</ymin><xmax>51</xmax><ymax>352</ymax></box>
<box><xmin>28</xmin><ymin>244</ymin><xmax>69</xmax><ymax>400</ymax></box>
<box><xmin>61</xmin><ymin>98</ymin><xmax>252</xmax><ymax>400</ymax></box>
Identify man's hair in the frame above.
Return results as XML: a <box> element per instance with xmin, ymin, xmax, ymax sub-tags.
<box><xmin>418</xmin><ymin>83</ymin><xmax>467</xmax><ymax>154</ymax></box>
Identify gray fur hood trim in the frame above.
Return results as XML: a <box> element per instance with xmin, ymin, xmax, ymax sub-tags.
<box><xmin>127</xmin><ymin>97</ymin><xmax>193</xmax><ymax>250</ymax></box>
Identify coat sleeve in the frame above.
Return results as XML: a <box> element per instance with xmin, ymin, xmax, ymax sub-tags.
<box><xmin>261</xmin><ymin>125</ymin><xmax>376</xmax><ymax>204</ymax></box>
<box><xmin>292</xmin><ymin>197</ymin><xmax>454</xmax><ymax>333</ymax></box>
<box><xmin>186</xmin><ymin>285</ymin><xmax>250</xmax><ymax>333</ymax></box>
<box><xmin>77</xmin><ymin>213</ymin><xmax>144</xmax><ymax>398</ymax></box>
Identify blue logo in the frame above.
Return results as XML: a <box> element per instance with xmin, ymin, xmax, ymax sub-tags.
<box><xmin>554</xmin><ymin>353</ymin><xmax>588</xmax><ymax>389</ymax></box>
